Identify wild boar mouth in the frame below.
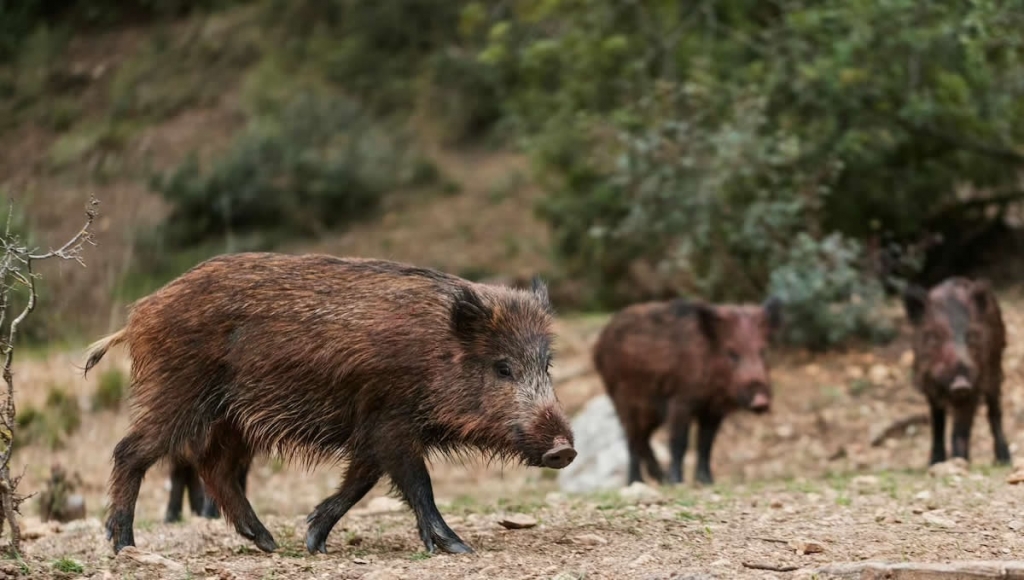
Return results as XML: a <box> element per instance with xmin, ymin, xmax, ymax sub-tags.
<box><xmin>949</xmin><ymin>375</ymin><xmax>972</xmax><ymax>392</ymax></box>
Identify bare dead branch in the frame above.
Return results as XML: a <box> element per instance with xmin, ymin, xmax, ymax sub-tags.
<box><xmin>742</xmin><ymin>562</ymin><xmax>800</xmax><ymax>572</ymax></box>
<box><xmin>870</xmin><ymin>413</ymin><xmax>930</xmax><ymax>447</ymax></box>
<box><xmin>0</xmin><ymin>195</ymin><xmax>99</xmax><ymax>556</ymax></box>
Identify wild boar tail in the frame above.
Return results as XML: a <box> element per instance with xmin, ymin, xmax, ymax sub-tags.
<box><xmin>83</xmin><ymin>328</ymin><xmax>127</xmax><ymax>377</ymax></box>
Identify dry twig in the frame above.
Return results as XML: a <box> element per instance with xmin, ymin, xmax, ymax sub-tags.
<box><xmin>0</xmin><ymin>196</ymin><xmax>98</xmax><ymax>555</ymax></box>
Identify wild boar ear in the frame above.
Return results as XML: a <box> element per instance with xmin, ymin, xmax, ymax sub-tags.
<box><xmin>530</xmin><ymin>275</ymin><xmax>553</xmax><ymax>314</ymax></box>
<box><xmin>902</xmin><ymin>284</ymin><xmax>928</xmax><ymax>326</ymax></box>
<box><xmin>762</xmin><ymin>296</ymin><xmax>783</xmax><ymax>334</ymax></box>
<box><xmin>694</xmin><ymin>304</ymin><xmax>719</xmax><ymax>346</ymax></box>
<box><xmin>971</xmin><ymin>279</ymin><xmax>992</xmax><ymax>314</ymax></box>
<box><xmin>451</xmin><ymin>286</ymin><xmax>491</xmax><ymax>341</ymax></box>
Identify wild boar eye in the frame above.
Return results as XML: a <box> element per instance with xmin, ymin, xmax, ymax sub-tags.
<box><xmin>727</xmin><ymin>350</ymin><xmax>740</xmax><ymax>364</ymax></box>
<box><xmin>495</xmin><ymin>361</ymin><xmax>514</xmax><ymax>380</ymax></box>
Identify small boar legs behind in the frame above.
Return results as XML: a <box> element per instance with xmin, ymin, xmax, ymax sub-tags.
<box><xmin>903</xmin><ymin>277</ymin><xmax>1010</xmax><ymax>466</ymax></box>
<box><xmin>84</xmin><ymin>253</ymin><xmax>575</xmax><ymax>556</ymax></box>
<box><xmin>164</xmin><ymin>458</ymin><xmax>249</xmax><ymax>523</ymax></box>
<box><xmin>594</xmin><ymin>297</ymin><xmax>781</xmax><ymax>486</ymax></box>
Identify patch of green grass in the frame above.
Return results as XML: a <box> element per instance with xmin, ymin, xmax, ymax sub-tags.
<box><xmin>91</xmin><ymin>368</ymin><xmax>127</xmax><ymax>412</ymax></box>
<box><xmin>16</xmin><ymin>387</ymin><xmax>82</xmax><ymax>450</ymax></box>
<box><xmin>52</xmin><ymin>557</ymin><xmax>84</xmax><ymax>574</ymax></box>
<box><xmin>46</xmin><ymin>121</ymin><xmax>140</xmax><ymax>173</ymax></box>
<box><xmin>848</xmin><ymin>378</ymin><xmax>873</xmax><ymax>397</ymax></box>
<box><xmin>408</xmin><ymin>552</ymin><xmax>432</xmax><ymax>561</ymax></box>
<box><xmin>835</xmin><ymin>494</ymin><xmax>852</xmax><ymax>507</ymax></box>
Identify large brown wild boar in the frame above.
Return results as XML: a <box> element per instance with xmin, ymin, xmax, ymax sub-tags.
<box><xmin>164</xmin><ymin>458</ymin><xmax>249</xmax><ymax>523</ymax></box>
<box><xmin>902</xmin><ymin>277</ymin><xmax>1010</xmax><ymax>466</ymax></box>
<box><xmin>593</xmin><ymin>297</ymin><xmax>781</xmax><ymax>486</ymax></box>
<box><xmin>83</xmin><ymin>252</ymin><xmax>575</xmax><ymax>556</ymax></box>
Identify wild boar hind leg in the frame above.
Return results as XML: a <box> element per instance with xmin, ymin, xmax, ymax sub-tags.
<box><xmin>305</xmin><ymin>456</ymin><xmax>383</xmax><ymax>554</ymax></box>
<box><xmin>197</xmin><ymin>423</ymin><xmax>275</xmax><ymax>552</ymax></box>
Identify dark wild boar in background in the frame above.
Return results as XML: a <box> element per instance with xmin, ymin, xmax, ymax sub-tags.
<box><xmin>163</xmin><ymin>458</ymin><xmax>249</xmax><ymax>523</ymax></box>
<box><xmin>903</xmin><ymin>277</ymin><xmax>1010</xmax><ymax>466</ymax></box>
<box><xmin>83</xmin><ymin>252</ymin><xmax>575</xmax><ymax>556</ymax></box>
<box><xmin>594</xmin><ymin>297</ymin><xmax>782</xmax><ymax>486</ymax></box>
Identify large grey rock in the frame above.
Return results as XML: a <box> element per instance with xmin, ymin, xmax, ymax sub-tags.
<box><xmin>557</xmin><ymin>394</ymin><xmax>667</xmax><ymax>493</ymax></box>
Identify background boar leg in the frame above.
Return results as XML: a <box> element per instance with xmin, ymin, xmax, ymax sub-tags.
<box><xmin>197</xmin><ymin>424</ymin><xmax>275</xmax><ymax>552</ymax></box>
<box><xmin>106</xmin><ymin>430</ymin><xmax>167</xmax><ymax>553</ymax></box>
<box><xmin>164</xmin><ymin>462</ymin><xmax>208</xmax><ymax>522</ymax></box>
<box><xmin>386</xmin><ymin>456</ymin><xmax>473</xmax><ymax>555</ymax></box>
<box><xmin>985</xmin><ymin>390</ymin><xmax>1011</xmax><ymax>465</ymax></box>
<box><xmin>305</xmin><ymin>458</ymin><xmax>382</xmax><ymax>554</ymax></box>
<box><xmin>667</xmin><ymin>403</ymin><xmax>692</xmax><ymax>485</ymax></box>
<box><xmin>695</xmin><ymin>413</ymin><xmax>723</xmax><ymax>485</ymax></box>
<box><xmin>927</xmin><ymin>398</ymin><xmax>947</xmax><ymax>465</ymax></box>
<box><xmin>950</xmin><ymin>403</ymin><xmax>977</xmax><ymax>461</ymax></box>
<box><xmin>624</xmin><ymin>407</ymin><xmax>664</xmax><ymax>485</ymax></box>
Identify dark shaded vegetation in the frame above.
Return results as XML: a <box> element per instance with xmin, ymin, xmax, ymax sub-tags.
<box><xmin>3</xmin><ymin>0</ymin><xmax>1024</xmax><ymax>351</ymax></box>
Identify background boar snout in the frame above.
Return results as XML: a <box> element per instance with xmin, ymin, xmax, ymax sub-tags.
<box><xmin>749</xmin><ymin>391</ymin><xmax>771</xmax><ymax>414</ymax></box>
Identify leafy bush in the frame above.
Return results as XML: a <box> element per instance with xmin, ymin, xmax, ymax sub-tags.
<box><xmin>767</xmin><ymin>233</ymin><xmax>894</xmax><ymax>350</ymax></box>
<box><xmin>460</xmin><ymin>0</ymin><xmax>1024</xmax><ymax>347</ymax></box>
<box><xmin>149</xmin><ymin>92</ymin><xmax>433</xmax><ymax>250</ymax></box>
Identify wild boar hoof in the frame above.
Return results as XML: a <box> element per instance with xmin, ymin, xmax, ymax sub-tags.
<box><xmin>428</xmin><ymin>535</ymin><xmax>474</xmax><ymax>555</ymax></box>
<box><xmin>305</xmin><ymin>529</ymin><xmax>330</xmax><ymax>555</ymax></box>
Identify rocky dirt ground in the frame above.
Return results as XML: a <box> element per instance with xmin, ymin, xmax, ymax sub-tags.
<box><xmin>6</xmin><ymin>292</ymin><xmax>1024</xmax><ymax>579</ymax></box>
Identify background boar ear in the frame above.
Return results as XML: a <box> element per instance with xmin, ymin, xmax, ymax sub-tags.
<box><xmin>451</xmin><ymin>286</ymin><xmax>491</xmax><ymax>340</ymax></box>
<box><xmin>530</xmin><ymin>275</ymin><xmax>553</xmax><ymax>313</ymax></box>
<box><xmin>902</xmin><ymin>284</ymin><xmax>928</xmax><ymax>325</ymax></box>
<box><xmin>762</xmin><ymin>296</ymin><xmax>783</xmax><ymax>333</ymax></box>
<box><xmin>971</xmin><ymin>280</ymin><xmax>992</xmax><ymax>313</ymax></box>
<box><xmin>695</xmin><ymin>304</ymin><xmax>719</xmax><ymax>345</ymax></box>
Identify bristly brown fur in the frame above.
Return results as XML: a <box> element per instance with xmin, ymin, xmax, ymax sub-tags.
<box><xmin>91</xmin><ymin>252</ymin><xmax>573</xmax><ymax>556</ymax></box>
<box><xmin>902</xmin><ymin>276</ymin><xmax>1009</xmax><ymax>466</ymax></box>
<box><xmin>593</xmin><ymin>297</ymin><xmax>780</xmax><ymax>486</ymax></box>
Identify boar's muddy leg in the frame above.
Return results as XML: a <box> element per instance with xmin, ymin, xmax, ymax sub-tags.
<box><xmin>986</xmin><ymin>390</ymin><xmax>1011</xmax><ymax>465</ymax></box>
<box><xmin>106</xmin><ymin>430</ymin><xmax>167</xmax><ymax>553</ymax></box>
<box><xmin>950</xmin><ymin>402</ymin><xmax>977</xmax><ymax>462</ymax></box>
<box><xmin>306</xmin><ymin>457</ymin><xmax>382</xmax><ymax>554</ymax></box>
<box><xmin>198</xmin><ymin>424</ymin><xmax>274</xmax><ymax>552</ymax></box>
<box><xmin>667</xmin><ymin>404</ymin><xmax>692</xmax><ymax>485</ymax></box>
<box><xmin>694</xmin><ymin>413</ymin><xmax>723</xmax><ymax>485</ymax></box>
<box><xmin>386</xmin><ymin>455</ymin><xmax>472</xmax><ymax>555</ymax></box>
<box><xmin>927</xmin><ymin>397</ymin><xmax>947</xmax><ymax>465</ymax></box>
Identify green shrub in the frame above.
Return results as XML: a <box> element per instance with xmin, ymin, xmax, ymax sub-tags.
<box><xmin>149</xmin><ymin>92</ymin><xmax>432</xmax><ymax>251</ymax></box>
<box><xmin>767</xmin><ymin>233</ymin><xmax>895</xmax><ymax>350</ymax></box>
<box><xmin>459</xmin><ymin>0</ymin><xmax>1024</xmax><ymax>349</ymax></box>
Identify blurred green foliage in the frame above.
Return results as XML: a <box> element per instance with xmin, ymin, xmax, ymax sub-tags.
<box><xmin>149</xmin><ymin>92</ymin><xmax>433</xmax><ymax>251</ymax></box>
<box><xmin>461</xmin><ymin>0</ymin><xmax>1024</xmax><ymax>347</ymax></box>
<box><xmin>5</xmin><ymin>0</ymin><xmax>1024</xmax><ymax>351</ymax></box>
